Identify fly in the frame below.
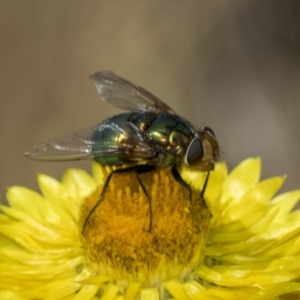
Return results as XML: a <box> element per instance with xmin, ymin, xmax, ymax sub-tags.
<box><xmin>25</xmin><ymin>71</ymin><xmax>220</xmax><ymax>234</ymax></box>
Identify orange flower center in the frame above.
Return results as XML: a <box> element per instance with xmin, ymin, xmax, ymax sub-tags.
<box><xmin>80</xmin><ymin>167</ymin><xmax>211</xmax><ymax>284</ymax></box>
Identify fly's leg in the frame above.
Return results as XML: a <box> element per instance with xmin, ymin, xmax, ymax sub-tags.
<box><xmin>172</xmin><ymin>166</ymin><xmax>210</xmax><ymax>201</ymax></box>
<box><xmin>171</xmin><ymin>165</ymin><xmax>192</xmax><ymax>201</ymax></box>
<box><xmin>171</xmin><ymin>165</ymin><xmax>199</xmax><ymax>230</ymax></box>
<box><xmin>82</xmin><ymin>165</ymin><xmax>155</xmax><ymax>236</ymax></box>
<box><xmin>82</xmin><ymin>167</ymin><xmax>129</xmax><ymax>236</ymax></box>
<box><xmin>200</xmin><ymin>171</ymin><xmax>210</xmax><ymax>199</ymax></box>
<box><xmin>135</xmin><ymin>165</ymin><xmax>155</xmax><ymax>232</ymax></box>
<box><xmin>171</xmin><ymin>166</ymin><xmax>211</xmax><ymax>233</ymax></box>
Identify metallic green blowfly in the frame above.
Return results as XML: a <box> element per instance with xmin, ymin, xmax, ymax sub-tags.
<box><xmin>25</xmin><ymin>71</ymin><xmax>220</xmax><ymax>234</ymax></box>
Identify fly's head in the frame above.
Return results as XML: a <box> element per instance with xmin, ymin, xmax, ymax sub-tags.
<box><xmin>184</xmin><ymin>126</ymin><xmax>220</xmax><ymax>172</ymax></box>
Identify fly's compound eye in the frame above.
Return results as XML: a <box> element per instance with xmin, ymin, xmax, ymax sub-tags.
<box><xmin>201</xmin><ymin>126</ymin><xmax>215</xmax><ymax>137</ymax></box>
<box><xmin>185</xmin><ymin>137</ymin><xmax>204</xmax><ymax>166</ymax></box>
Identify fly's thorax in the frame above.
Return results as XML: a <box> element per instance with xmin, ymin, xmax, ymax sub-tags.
<box><xmin>147</xmin><ymin>113</ymin><xmax>195</xmax><ymax>157</ymax></box>
<box><xmin>127</xmin><ymin>111</ymin><xmax>158</xmax><ymax>132</ymax></box>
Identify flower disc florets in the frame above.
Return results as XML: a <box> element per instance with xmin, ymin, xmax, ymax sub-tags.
<box><xmin>81</xmin><ymin>166</ymin><xmax>211</xmax><ymax>285</ymax></box>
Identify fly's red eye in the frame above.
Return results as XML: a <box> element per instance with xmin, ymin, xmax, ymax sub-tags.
<box><xmin>185</xmin><ymin>138</ymin><xmax>204</xmax><ymax>166</ymax></box>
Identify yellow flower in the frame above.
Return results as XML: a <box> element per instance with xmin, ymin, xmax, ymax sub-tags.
<box><xmin>1</xmin><ymin>158</ymin><xmax>300</xmax><ymax>299</ymax></box>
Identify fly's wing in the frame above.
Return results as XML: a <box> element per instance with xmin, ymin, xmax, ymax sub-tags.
<box><xmin>90</xmin><ymin>71</ymin><xmax>176</xmax><ymax>114</ymax></box>
<box><xmin>25</xmin><ymin>123</ymin><xmax>157</xmax><ymax>162</ymax></box>
<box><xmin>25</xmin><ymin>126</ymin><xmax>105</xmax><ymax>161</ymax></box>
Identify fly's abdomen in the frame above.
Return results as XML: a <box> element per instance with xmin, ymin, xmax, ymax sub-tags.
<box><xmin>92</xmin><ymin>113</ymin><xmax>133</xmax><ymax>166</ymax></box>
<box><xmin>91</xmin><ymin>112</ymin><xmax>158</xmax><ymax>166</ymax></box>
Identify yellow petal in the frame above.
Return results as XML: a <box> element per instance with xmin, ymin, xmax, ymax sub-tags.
<box><xmin>38</xmin><ymin>173</ymin><xmax>68</xmax><ymax>201</ymax></box>
<box><xmin>180</xmin><ymin>166</ymin><xmax>206</xmax><ymax>191</ymax></box>
<box><xmin>100</xmin><ymin>283</ymin><xmax>120</xmax><ymax>300</ymax></box>
<box><xmin>220</xmin><ymin>158</ymin><xmax>261</xmax><ymax>207</ymax></box>
<box><xmin>205</xmin><ymin>161</ymin><xmax>228</xmax><ymax>209</ymax></box>
<box><xmin>163</xmin><ymin>280</ymin><xmax>189</xmax><ymax>299</ymax></box>
<box><xmin>194</xmin><ymin>265</ymin><xmax>252</xmax><ymax>287</ymax></box>
<box><xmin>262</xmin><ymin>282</ymin><xmax>300</xmax><ymax>298</ymax></box>
<box><xmin>6</xmin><ymin>186</ymin><xmax>46</xmax><ymax>221</ymax></box>
<box><xmin>38</xmin><ymin>173</ymin><xmax>79</xmax><ymax>226</ymax></box>
<box><xmin>140</xmin><ymin>288</ymin><xmax>159</xmax><ymax>300</ymax></box>
<box><xmin>199</xmin><ymin>284</ymin><xmax>263</xmax><ymax>300</ymax></box>
<box><xmin>269</xmin><ymin>190</ymin><xmax>300</xmax><ymax>219</ymax></box>
<box><xmin>61</xmin><ymin>168</ymin><xmax>97</xmax><ymax>203</ymax></box>
<box><xmin>124</xmin><ymin>282</ymin><xmax>141</xmax><ymax>300</ymax></box>
<box><xmin>183</xmin><ymin>281</ymin><xmax>216</xmax><ymax>299</ymax></box>
<box><xmin>92</xmin><ymin>162</ymin><xmax>105</xmax><ymax>186</ymax></box>
<box><xmin>220</xmin><ymin>176</ymin><xmax>286</xmax><ymax>227</ymax></box>
<box><xmin>0</xmin><ymin>290</ymin><xmax>23</xmax><ymax>300</ymax></box>
<box><xmin>72</xmin><ymin>284</ymin><xmax>98</xmax><ymax>300</ymax></box>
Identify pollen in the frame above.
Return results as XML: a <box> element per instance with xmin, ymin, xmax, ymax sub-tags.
<box><xmin>80</xmin><ymin>166</ymin><xmax>211</xmax><ymax>284</ymax></box>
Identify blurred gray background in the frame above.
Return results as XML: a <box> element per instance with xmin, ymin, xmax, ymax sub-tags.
<box><xmin>1</xmin><ymin>1</ymin><xmax>300</xmax><ymax>204</ymax></box>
